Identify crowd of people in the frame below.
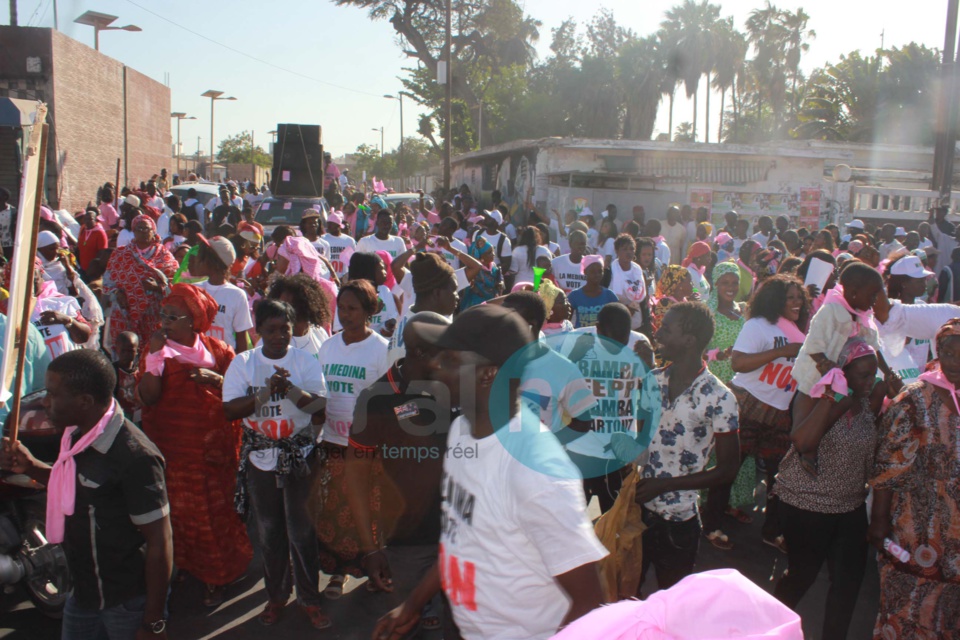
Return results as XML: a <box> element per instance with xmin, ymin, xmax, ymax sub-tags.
<box><xmin>0</xmin><ymin>173</ymin><xmax>958</xmax><ymax>640</ymax></box>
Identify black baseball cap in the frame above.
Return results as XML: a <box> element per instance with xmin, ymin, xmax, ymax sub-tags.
<box><xmin>413</xmin><ymin>304</ymin><xmax>531</xmax><ymax>366</ymax></box>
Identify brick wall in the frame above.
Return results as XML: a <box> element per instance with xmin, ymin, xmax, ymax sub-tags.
<box><xmin>0</xmin><ymin>27</ymin><xmax>171</xmax><ymax>212</ymax></box>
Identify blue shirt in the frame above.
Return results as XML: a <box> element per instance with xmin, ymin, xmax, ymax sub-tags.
<box><xmin>0</xmin><ymin>313</ymin><xmax>53</xmax><ymax>429</ymax></box>
<box><xmin>567</xmin><ymin>287</ymin><xmax>618</xmax><ymax>328</ymax></box>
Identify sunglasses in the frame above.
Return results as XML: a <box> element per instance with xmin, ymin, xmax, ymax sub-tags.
<box><xmin>159</xmin><ymin>312</ymin><xmax>189</xmax><ymax>323</ymax></box>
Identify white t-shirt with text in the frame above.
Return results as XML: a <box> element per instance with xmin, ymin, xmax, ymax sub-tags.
<box><xmin>357</xmin><ymin>234</ymin><xmax>408</xmax><ymax>259</ymax></box>
<box><xmin>197</xmin><ymin>281</ymin><xmax>254</xmax><ymax>350</ymax></box>
<box><xmin>551</xmin><ymin>254</ymin><xmax>587</xmax><ymax>293</ymax></box>
<box><xmin>730</xmin><ymin>317</ymin><xmax>798</xmax><ymax>410</ymax></box>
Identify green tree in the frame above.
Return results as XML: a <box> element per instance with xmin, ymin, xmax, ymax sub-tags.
<box><xmin>217</xmin><ymin>131</ymin><xmax>271</xmax><ymax>167</ymax></box>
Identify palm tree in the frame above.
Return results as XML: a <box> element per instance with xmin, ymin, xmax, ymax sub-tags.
<box><xmin>710</xmin><ymin>19</ymin><xmax>746</xmax><ymax>143</ymax></box>
<box><xmin>661</xmin><ymin>0</ymin><xmax>723</xmax><ymax>142</ymax></box>
<box><xmin>744</xmin><ymin>1</ymin><xmax>789</xmax><ymax>137</ymax></box>
<box><xmin>781</xmin><ymin>8</ymin><xmax>816</xmax><ymax>117</ymax></box>
<box><xmin>675</xmin><ymin>121</ymin><xmax>696</xmax><ymax>141</ymax></box>
<box><xmin>9</xmin><ymin>0</ymin><xmax>17</xmax><ymax>25</ymax></box>
<box><xmin>621</xmin><ymin>35</ymin><xmax>668</xmax><ymax>140</ymax></box>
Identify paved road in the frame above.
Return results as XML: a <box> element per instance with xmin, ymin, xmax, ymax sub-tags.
<box><xmin>1</xmin><ymin>498</ymin><xmax>880</xmax><ymax>640</ymax></box>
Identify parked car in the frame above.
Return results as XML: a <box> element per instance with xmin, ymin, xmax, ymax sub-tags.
<box><xmin>255</xmin><ymin>196</ymin><xmax>329</xmax><ymax>239</ymax></box>
<box><xmin>381</xmin><ymin>192</ymin><xmax>435</xmax><ymax>212</ymax></box>
<box><xmin>168</xmin><ymin>182</ymin><xmax>223</xmax><ymax>209</ymax></box>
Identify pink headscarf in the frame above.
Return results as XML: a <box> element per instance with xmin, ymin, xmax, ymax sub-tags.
<box><xmin>376</xmin><ymin>250</ymin><xmax>398</xmax><ymax>290</ymax></box>
<box><xmin>580</xmin><ymin>254</ymin><xmax>604</xmax><ymax>274</ymax></box>
<box><xmin>278</xmin><ymin>235</ymin><xmax>327</xmax><ymax>281</ymax></box>
<box><xmin>682</xmin><ymin>241</ymin><xmax>711</xmax><ymax>268</ymax></box>
<box><xmin>551</xmin><ymin>569</ymin><xmax>802</xmax><ymax>640</ymax></box>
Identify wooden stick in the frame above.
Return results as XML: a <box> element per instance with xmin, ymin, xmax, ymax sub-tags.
<box><xmin>8</xmin><ymin>123</ymin><xmax>48</xmax><ymax>444</ymax></box>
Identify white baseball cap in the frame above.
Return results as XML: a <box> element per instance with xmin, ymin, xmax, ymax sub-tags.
<box><xmin>846</xmin><ymin>219</ymin><xmax>865</xmax><ymax>229</ymax></box>
<box><xmin>124</xmin><ymin>194</ymin><xmax>141</xmax><ymax>208</ymax></box>
<box><xmin>484</xmin><ymin>209</ymin><xmax>503</xmax><ymax>225</ymax></box>
<box><xmin>208</xmin><ymin>235</ymin><xmax>236</xmax><ymax>268</ymax></box>
<box><xmin>890</xmin><ymin>255</ymin><xmax>934</xmax><ymax>279</ymax></box>
<box><xmin>895</xmin><ymin>226</ymin><xmax>907</xmax><ymax>237</ymax></box>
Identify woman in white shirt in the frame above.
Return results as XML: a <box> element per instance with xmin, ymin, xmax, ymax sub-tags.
<box><xmin>315</xmin><ymin>280</ymin><xmax>390</xmax><ymax>598</ymax></box>
<box><xmin>597</xmin><ymin>218</ymin><xmax>619</xmax><ymax>269</ymax></box>
<box><xmin>511</xmin><ymin>226</ymin><xmax>552</xmax><ymax>285</ymax></box>
<box><xmin>341</xmin><ymin>251</ymin><xmax>400</xmax><ymax>337</ymax></box>
<box><xmin>608</xmin><ymin>234</ymin><xmax>648</xmax><ymax>331</ymax></box>
<box><xmin>268</xmin><ymin>274</ymin><xmax>332</xmax><ymax>357</ymax></box>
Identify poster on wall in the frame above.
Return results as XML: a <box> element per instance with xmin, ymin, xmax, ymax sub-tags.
<box><xmin>690</xmin><ymin>189</ymin><xmax>712</xmax><ymax>208</ymax></box>
<box><xmin>710</xmin><ymin>192</ymin><xmax>792</xmax><ymax>217</ymax></box>
<box><xmin>799</xmin><ymin>187</ymin><xmax>821</xmax><ymax>230</ymax></box>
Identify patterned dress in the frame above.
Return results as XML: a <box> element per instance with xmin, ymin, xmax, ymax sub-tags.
<box><xmin>870</xmin><ymin>381</ymin><xmax>960</xmax><ymax>639</ymax></box>
<box><xmin>103</xmin><ymin>242</ymin><xmax>179</xmax><ymax>350</ymax></box>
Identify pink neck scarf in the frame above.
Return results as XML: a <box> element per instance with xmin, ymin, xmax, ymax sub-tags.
<box><xmin>145</xmin><ymin>333</ymin><xmax>215</xmax><ymax>377</ymax></box>
<box><xmin>46</xmin><ymin>401</ymin><xmax>118</xmax><ymax>543</ymax></box>
<box><xmin>776</xmin><ymin>317</ymin><xmax>806</xmax><ymax>343</ymax></box>
<box><xmin>919</xmin><ymin>369</ymin><xmax>960</xmax><ymax>417</ymax></box>
<box><xmin>823</xmin><ymin>284</ymin><xmax>877</xmax><ymax>337</ymax></box>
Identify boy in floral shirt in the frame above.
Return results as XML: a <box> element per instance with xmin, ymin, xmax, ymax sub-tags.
<box><xmin>637</xmin><ymin>301</ymin><xmax>740</xmax><ymax>593</ymax></box>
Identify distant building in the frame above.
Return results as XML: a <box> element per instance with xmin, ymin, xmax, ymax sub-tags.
<box><xmin>0</xmin><ymin>26</ymin><xmax>171</xmax><ymax>211</ymax></box>
<box><xmin>452</xmin><ymin>137</ymin><xmax>960</xmax><ymax>229</ymax></box>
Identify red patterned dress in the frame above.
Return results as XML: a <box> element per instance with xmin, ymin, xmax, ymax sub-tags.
<box><xmin>140</xmin><ymin>334</ymin><xmax>252</xmax><ymax>586</ymax></box>
<box><xmin>103</xmin><ymin>241</ymin><xmax>178</xmax><ymax>349</ymax></box>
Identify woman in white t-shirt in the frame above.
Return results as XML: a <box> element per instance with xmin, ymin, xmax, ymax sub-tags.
<box><xmin>315</xmin><ymin>280</ymin><xmax>390</xmax><ymax>596</ymax></box>
<box><xmin>512</xmin><ymin>227</ymin><xmax>553</xmax><ymax>285</ymax></box>
<box><xmin>724</xmin><ymin>275</ymin><xmax>808</xmax><ymax>552</ymax></box>
<box><xmin>339</xmin><ymin>251</ymin><xmax>400</xmax><ymax>337</ymax></box>
<box><xmin>607</xmin><ymin>234</ymin><xmax>648</xmax><ymax>331</ymax></box>
<box><xmin>597</xmin><ymin>218</ymin><xmax>619</xmax><ymax>268</ymax></box>
<box><xmin>268</xmin><ymin>274</ymin><xmax>332</xmax><ymax>357</ymax></box>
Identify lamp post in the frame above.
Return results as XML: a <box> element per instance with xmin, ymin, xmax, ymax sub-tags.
<box><xmin>170</xmin><ymin>112</ymin><xmax>196</xmax><ymax>177</ymax></box>
<box><xmin>384</xmin><ymin>92</ymin><xmax>412</xmax><ymax>188</ymax></box>
<box><xmin>371</xmin><ymin>127</ymin><xmax>384</xmax><ymax>158</ymax></box>
<box><xmin>73</xmin><ymin>11</ymin><xmax>141</xmax><ymax>51</ymax></box>
<box><xmin>201</xmin><ymin>90</ymin><xmax>237</xmax><ymax>179</ymax></box>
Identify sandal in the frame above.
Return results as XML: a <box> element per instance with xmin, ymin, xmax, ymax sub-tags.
<box><xmin>323</xmin><ymin>575</ymin><xmax>345</xmax><ymax>600</ymax></box>
<box><xmin>705</xmin><ymin>529</ymin><xmax>734</xmax><ymax>551</ymax></box>
<box><xmin>763</xmin><ymin>535</ymin><xmax>788</xmax><ymax>554</ymax></box>
<box><xmin>258</xmin><ymin>601</ymin><xmax>285</xmax><ymax>626</ymax></box>
<box><xmin>724</xmin><ymin>507</ymin><xmax>754</xmax><ymax>524</ymax></box>
<box><xmin>203</xmin><ymin>584</ymin><xmax>225</xmax><ymax>608</ymax></box>
<box><xmin>301</xmin><ymin>604</ymin><xmax>333</xmax><ymax>630</ymax></box>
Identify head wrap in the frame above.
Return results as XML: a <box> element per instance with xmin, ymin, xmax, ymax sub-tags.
<box><xmin>375</xmin><ymin>250</ymin><xmax>397</xmax><ymax>290</ymax></box>
<box><xmin>132</xmin><ymin>213</ymin><xmax>157</xmax><ymax>233</ymax></box>
<box><xmin>37</xmin><ymin>230</ymin><xmax>60</xmax><ymax>248</ymax></box>
<box><xmin>837</xmin><ymin>337</ymin><xmax>877</xmax><ymax>368</ymax></box>
<box><xmin>538</xmin><ymin>279</ymin><xmax>562</xmax><ymax>313</ymax></box>
<box><xmin>706</xmin><ymin>261</ymin><xmax>741</xmax><ymax>311</ymax></box>
<box><xmin>278</xmin><ymin>236</ymin><xmax>327</xmax><ymax>282</ymax></box>
<box><xmin>163</xmin><ymin>283</ymin><xmax>218</xmax><ymax>334</ymax></box>
<box><xmin>580</xmin><ymin>254</ymin><xmax>604</xmax><ymax>275</ymax></box>
<box><xmin>682</xmin><ymin>241</ymin><xmax>711</xmax><ymax>268</ymax></box>
<box><xmin>469</xmin><ymin>237</ymin><xmax>494</xmax><ymax>262</ymax></box>
<box><xmin>847</xmin><ymin>239</ymin><xmax>864</xmax><ymax>255</ymax></box>
<box><xmin>409</xmin><ymin>252</ymin><xmax>455</xmax><ymax>295</ymax></box>
<box><xmin>511</xmin><ymin>281</ymin><xmax>534</xmax><ymax>293</ymax></box>
<box><xmin>656</xmin><ymin>265</ymin><xmax>690</xmax><ymax>303</ymax></box>
<box><xmin>936</xmin><ymin>318</ymin><xmax>960</xmax><ymax>351</ymax></box>
<box><xmin>370</xmin><ymin>195</ymin><xmax>388</xmax><ymax>210</ymax></box>
<box><xmin>715</xmin><ymin>232</ymin><xmax>733</xmax><ymax>248</ymax></box>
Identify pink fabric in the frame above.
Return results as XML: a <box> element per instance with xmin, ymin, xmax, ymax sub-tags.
<box><xmin>848</xmin><ymin>240</ymin><xmax>864</xmax><ymax>254</ymax></box>
<box><xmin>46</xmin><ymin>401</ymin><xmax>119</xmax><ymax>544</ymax></box>
<box><xmin>511</xmin><ymin>281</ymin><xmax>534</xmax><ymax>292</ymax></box>
<box><xmin>706</xmin><ymin>348</ymin><xmax>720</xmax><ymax>362</ymax></box>
<box><xmin>810</xmin><ymin>368</ymin><xmax>849</xmax><ymax>399</ymax></box>
<box><xmin>376</xmin><ymin>250</ymin><xmax>398</xmax><ymax>290</ymax></box>
<box><xmin>278</xmin><ymin>236</ymin><xmax>327</xmax><ymax>282</ymax></box>
<box><xmin>550</xmin><ymin>569</ymin><xmax>802</xmax><ymax>640</ymax></box>
<box><xmin>919</xmin><ymin>369</ymin><xmax>960</xmax><ymax>417</ymax></box>
<box><xmin>144</xmin><ymin>334</ymin><xmax>216</xmax><ymax>377</ymax></box>
<box><xmin>776</xmin><ymin>317</ymin><xmax>806</xmax><ymax>343</ymax></box>
<box><xmin>715</xmin><ymin>232</ymin><xmax>733</xmax><ymax>246</ymax></box>
<box><xmin>37</xmin><ymin>279</ymin><xmax>61</xmax><ymax>301</ymax></box>
<box><xmin>132</xmin><ymin>213</ymin><xmax>156</xmax><ymax>232</ymax></box>
<box><xmin>823</xmin><ymin>284</ymin><xmax>877</xmax><ymax>337</ymax></box>
<box><xmin>681</xmin><ymin>241</ymin><xmax>711</xmax><ymax>268</ymax></box>
<box><xmin>581</xmin><ymin>254</ymin><xmax>604</xmax><ymax>274</ymax></box>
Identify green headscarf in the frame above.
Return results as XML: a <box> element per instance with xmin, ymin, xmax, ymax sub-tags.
<box><xmin>707</xmin><ymin>261</ymin><xmax>741</xmax><ymax>311</ymax></box>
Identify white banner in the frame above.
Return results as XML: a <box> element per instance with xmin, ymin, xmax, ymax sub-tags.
<box><xmin>0</xmin><ymin>103</ymin><xmax>47</xmax><ymax>406</ymax></box>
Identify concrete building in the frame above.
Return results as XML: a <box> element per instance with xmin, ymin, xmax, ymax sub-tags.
<box><xmin>0</xmin><ymin>26</ymin><xmax>171</xmax><ymax>212</ymax></box>
<box><xmin>451</xmin><ymin>138</ymin><xmax>960</xmax><ymax>229</ymax></box>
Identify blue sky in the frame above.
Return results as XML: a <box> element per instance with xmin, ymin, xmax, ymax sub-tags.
<box><xmin>4</xmin><ymin>0</ymin><xmax>949</xmax><ymax>158</ymax></box>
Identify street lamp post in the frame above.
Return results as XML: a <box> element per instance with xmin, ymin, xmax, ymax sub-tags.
<box><xmin>384</xmin><ymin>93</ymin><xmax>410</xmax><ymax>189</ymax></box>
<box><xmin>170</xmin><ymin>112</ymin><xmax>196</xmax><ymax>177</ymax></box>
<box><xmin>73</xmin><ymin>11</ymin><xmax>141</xmax><ymax>51</ymax></box>
<box><xmin>201</xmin><ymin>90</ymin><xmax>237</xmax><ymax>180</ymax></box>
<box><xmin>371</xmin><ymin>127</ymin><xmax>384</xmax><ymax>158</ymax></box>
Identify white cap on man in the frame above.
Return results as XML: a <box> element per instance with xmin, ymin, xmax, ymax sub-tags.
<box><xmin>846</xmin><ymin>219</ymin><xmax>865</xmax><ymax>230</ymax></box>
<box><xmin>890</xmin><ymin>255</ymin><xmax>934</xmax><ymax>279</ymax></box>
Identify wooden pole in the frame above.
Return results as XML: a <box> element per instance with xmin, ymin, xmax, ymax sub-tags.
<box><xmin>115</xmin><ymin>157</ymin><xmax>121</xmax><ymax>192</ymax></box>
<box><xmin>7</xmin><ymin>123</ymin><xmax>48</xmax><ymax>444</ymax></box>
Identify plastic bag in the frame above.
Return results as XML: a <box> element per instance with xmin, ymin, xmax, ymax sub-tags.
<box><xmin>593</xmin><ymin>466</ymin><xmax>646</xmax><ymax>601</ymax></box>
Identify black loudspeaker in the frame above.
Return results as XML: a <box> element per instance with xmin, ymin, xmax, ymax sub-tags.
<box><xmin>271</xmin><ymin>124</ymin><xmax>323</xmax><ymax>197</ymax></box>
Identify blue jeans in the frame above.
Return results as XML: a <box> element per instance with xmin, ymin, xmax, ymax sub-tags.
<box><xmin>61</xmin><ymin>594</ymin><xmax>145</xmax><ymax>640</ymax></box>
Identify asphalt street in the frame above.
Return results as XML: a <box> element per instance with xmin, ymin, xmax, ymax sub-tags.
<box><xmin>1</xmin><ymin>496</ymin><xmax>879</xmax><ymax>640</ymax></box>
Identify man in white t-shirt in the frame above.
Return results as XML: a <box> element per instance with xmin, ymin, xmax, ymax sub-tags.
<box><xmin>436</xmin><ymin>217</ymin><xmax>468</xmax><ymax>269</ymax></box>
<box><xmin>386</xmin><ymin>252</ymin><xmax>461</xmax><ymax>364</ymax></box>
<box><xmin>375</xmin><ymin>305</ymin><xmax>608</xmax><ymax>640</ymax></box>
<box><xmin>473</xmin><ymin>209</ymin><xmax>512</xmax><ymax>273</ymax></box>
<box><xmin>661</xmin><ymin>206</ymin><xmax>687</xmax><ymax>265</ymax></box>
<box><xmin>750</xmin><ymin>215</ymin><xmax>776</xmax><ymax>249</ymax></box>
<box><xmin>322</xmin><ymin>211</ymin><xmax>357</xmax><ymax>277</ymax></box>
<box><xmin>551</xmin><ymin>231</ymin><xmax>589</xmax><ymax>293</ymax></box>
<box><xmin>878</xmin><ymin>223</ymin><xmax>906</xmax><ymax>261</ymax></box>
<box><xmin>356</xmin><ymin>209</ymin><xmax>408</xmax><ymax>258</ymax></box>
<box><xmin>194</xmin><ymin>235</ymin><xmax>254</xmax><ymax>351</ymax></box>
<box><xmin>222</xmin><ymin>299</ymin><xmax>330</xmax><ymax>626</ymax></box>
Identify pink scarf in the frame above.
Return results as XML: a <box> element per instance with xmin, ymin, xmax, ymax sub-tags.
<box><xmin>919</xmin><ymin>369</ymin><xmax>960</xmax><ymax>417</ymax></box>
<box><xmin>823</xmin><ymin>284</ymin><xmax>877</xmax><ymax>337</ymax></box>
<box><xmin>810</xmin><ymin>368</ymin><xmax>849</xmax><ymax>399</ymax></box>
<box><xmin>46</xmin><ymin>401</ymin><xmax>118</xmax><ymax>543</ymax></box>
<box><xmin>279</xmin><ymin>236</ymin><xmax>327</xmax><ymax>281</ymax></box>
<box><xmin>776</xmin><ymin>317</ymin><xmax>806</xmax><ymax>343</ymax></box>
<box><xmin>145</xmin><ymin>334</ymin><xmax>215</xmax><ymax>376</ymax></box>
